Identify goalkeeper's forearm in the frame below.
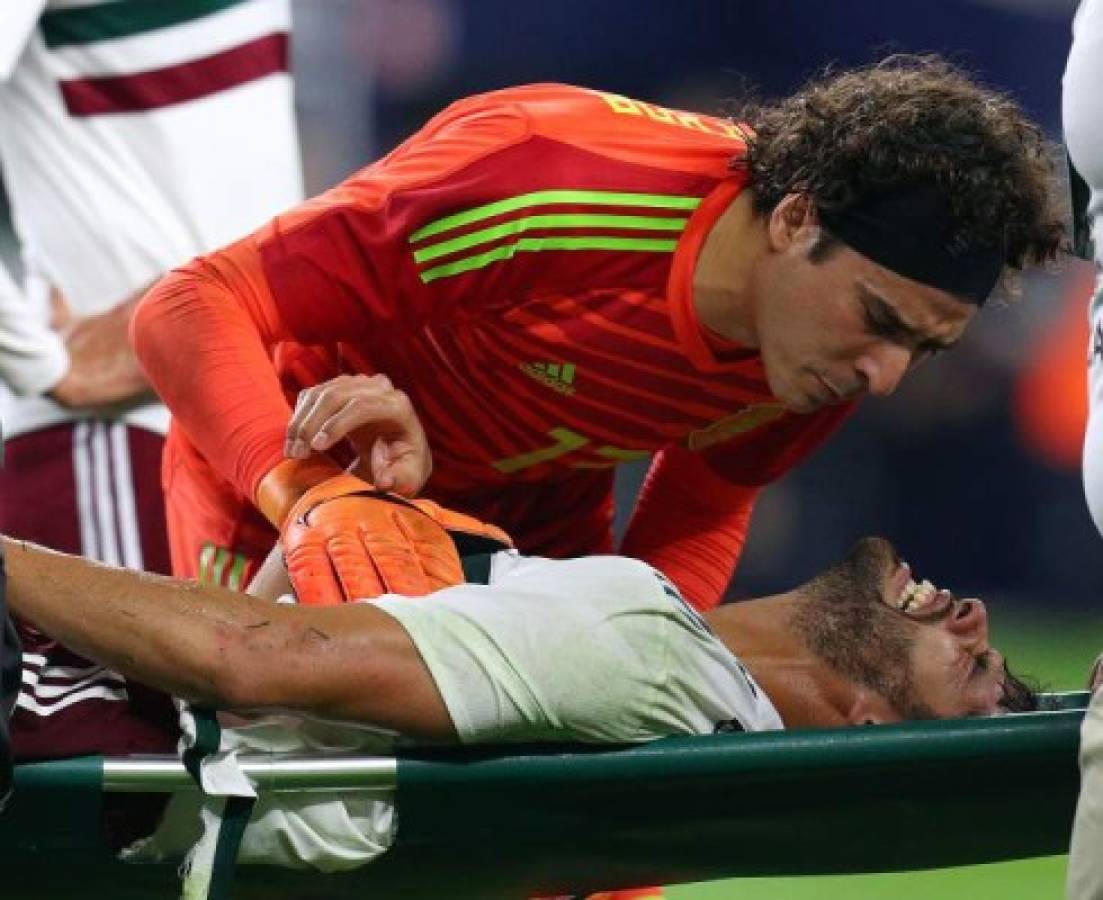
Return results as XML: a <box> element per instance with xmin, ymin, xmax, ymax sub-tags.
<box><xmin>130</xmin><ymin>240</ymin><xmax>296</xmax><ymax>503</ymax></box>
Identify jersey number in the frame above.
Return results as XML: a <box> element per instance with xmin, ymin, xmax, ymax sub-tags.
<box><xmin>492</xmin><ymin>428</ymin><xmax>648</xmax><ymax>474</ymax></box>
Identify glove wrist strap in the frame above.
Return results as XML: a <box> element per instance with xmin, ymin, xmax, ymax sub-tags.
<box><xmin>255</xmin><ymin>457</ymin><xmax>345</xmax><ymax>527</ymax></box>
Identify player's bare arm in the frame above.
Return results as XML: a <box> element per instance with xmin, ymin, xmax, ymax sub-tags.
<box><xmin>1</xmin><ymin>536</ymin><xmax>456</xmax><ymax>739</ymax></box>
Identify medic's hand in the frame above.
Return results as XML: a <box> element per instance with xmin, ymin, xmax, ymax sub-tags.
<box><xmin>281</xmin><ymin>474</ymin><xmax>466</xmax><ymax>606</ymax></box>
<box><xmin>285</xmin><ymin>374</ymin><xmax>431</xmax><ymax>497</ymax></box>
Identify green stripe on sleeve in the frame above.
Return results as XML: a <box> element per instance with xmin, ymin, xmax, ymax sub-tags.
<box><xmin>42</xmin><ymin>0</ymin><xmax>252</xmax><ymax>48</ymax></box>
<box><xmin>211</xmin><ymin>548</ymin><xmax>231</xmax><ymax>585</ymax></box>
<box><xmin>226</xmin><ymin>554</ymin><xmax>249</xmax><ymax>591</ymax></box>
<box><xmin>409</xmin><ymin>190</ymin><xmax>701</xmax><ymax>243</ymax></box>
<box><xmin>413</xmin><ymin>213</ymin><xmax>689</xmax><ymax>263</ymax></box>
<box><xmin>420</xmin><ymin>235</ymin><xmax>678</xmax><ymax>284</ymax></box>
<box><xmin>198</xmin><ymin>543</ymin><xmax>216</xmax><ymax>583</ymax></box>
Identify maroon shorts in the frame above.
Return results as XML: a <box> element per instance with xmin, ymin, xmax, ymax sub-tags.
<box><xmin>1</xmin><ymin>423</ymin><xmax>178</xmax><ymax>843</ymax></box>
<box><xmin>13</xmin><ymin>629</ymin><xmax>178</xmax><ymax>848</ymax></box>
<box><xmin>0</xmin><ymin>421</ymin><xmax>178</xmax><ymax>751</ymax></box>
<box><xmin>13</xmin><ymin>631</ymin><xmax>178</xmax><ymax>763</ymax></box>
<box><xmin>0</xmin><ymin>421</ymin><xmax>171</xmax><ymax>575</ymax></box>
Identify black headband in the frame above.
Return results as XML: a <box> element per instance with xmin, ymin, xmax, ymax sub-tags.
<box><xmin>817</xmin><ymin>184</ymin><xmax>1004</xmax><ymax>306</ymax></box>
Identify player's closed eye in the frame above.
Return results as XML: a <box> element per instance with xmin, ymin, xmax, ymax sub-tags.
<box><xmin>862</xmin><ymin>304</ymin><xmax>946</xmax><ymax>365</ymax></box>
<box><xmin>862</xmin><ymin>303</ymin><xmax>909</xmax><ymax>344</ymax></box>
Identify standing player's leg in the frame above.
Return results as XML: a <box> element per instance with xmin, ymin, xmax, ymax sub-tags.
<box><xmin>0</xmin><ymin>420</ymin><xmax>169</xmax><ymax>573</ymax></box>
<box><xmin>1068</xmin><ymin>671</ymin><xmax>1103</xmax><ymax>900</ymax></box>
<box><xmin>0</xmin><ymin>422</ymin><xmax>181</xmax><ymax>845</ymax></box>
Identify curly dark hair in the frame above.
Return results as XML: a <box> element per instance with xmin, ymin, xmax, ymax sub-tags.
<box><xmin>732</xmin><ymin>54</ymin><xmax>1065</xmax><ymax>274</ymax></box>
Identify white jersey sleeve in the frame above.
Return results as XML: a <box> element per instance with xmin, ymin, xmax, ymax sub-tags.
<box><xmin>0</xmin><ymin>261</ymin><xmax>67</xmax><ymax>396</ymax></box>
<box><xmin>1066</xmin><ymin>0</ymin><xmax>1103</xmax><ymax>536</ymax></box>
<box><xmin>1065</xmin><ymin>7</ymin><xmax>1103</xmax><ymax>900</ymax></box>
<box><xmin>0</xmin><ymin>0</ymin><xmax>45</xmax><ymax>81</ymax></box>
<box><xmin>373</xmin><ymin>552</ymin><xmax>783</xmax><ymax>745</ymax></box>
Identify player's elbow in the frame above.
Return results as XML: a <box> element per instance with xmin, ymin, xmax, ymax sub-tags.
<box><xmin>195</xmin><ymin>629</ymin><xmax>287</xmax><ymax>712</ymax></box>
<box><xmin>194</xmin><ymin>663</ymin><xmax>278</xmax><ymax>715</ymax></box>
<box><xmin>200</xmin><ymin>649</ymin><xmax>261</xmax><ymax>712</ymax></box>
<box><xmin>130</xmin><ymin>267</ymin><xmax>201</xmax><ymax>369</ymax></box>
<box><xmin>191</xmin><ymin>612</ymin><xmax>341</xmax><ymax>714</ymax></box>
<box><xmin>159</xmin><ymin>625</ymin><xmax>265</xmax><ymax>712</ymax></box>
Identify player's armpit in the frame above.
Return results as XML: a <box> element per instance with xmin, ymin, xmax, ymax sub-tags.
<box><xmin>245</xmin><ymin>544</ymin><xmax>294</xmax><ymax>602</ymax></box>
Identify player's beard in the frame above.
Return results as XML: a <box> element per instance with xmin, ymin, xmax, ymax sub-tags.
<box><xmin>790</xmin><ymin>537</ymin><xmax>937</xmax><ymax>721</ymax></box>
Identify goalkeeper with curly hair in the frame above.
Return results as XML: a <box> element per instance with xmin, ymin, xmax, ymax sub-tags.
<box><xmin>135</xmin><ymin>55</ymin><xmax>1063</xmax><ymax>617</ymax></box>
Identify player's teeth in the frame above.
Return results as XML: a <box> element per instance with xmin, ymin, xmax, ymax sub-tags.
<box><xmin>898</xmin><ymin>578</ymin><xmax>918</xmax><ymax>610</ymax></box>
<box><xmin>912</xmin><ymin>580</ymin><xmax>937</xmax><ymax>609</ymax></box>
<box><xmin>897</xmin><ymin>577</ymin><xmax>944</xmax><ymax>613</ymax></box>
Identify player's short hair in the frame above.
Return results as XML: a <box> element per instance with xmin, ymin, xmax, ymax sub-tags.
<box><xmin>732</xmin><ymin>54</ymin><xmax>1064</xmax><ymax>287</ymax></box>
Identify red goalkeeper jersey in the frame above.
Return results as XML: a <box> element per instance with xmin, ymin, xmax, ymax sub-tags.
<box><xmin>135</xmin><ymin>83</ymin><xmax>854</xmax><ymax>608</ymax></box>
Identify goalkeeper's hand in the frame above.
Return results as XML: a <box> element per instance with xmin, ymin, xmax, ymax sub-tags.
<box><xmin>258</xmin><ymin>372</ymin><xmax>510</xmax><ymax>605</ymax></box>
<box><xmin>279</xmin><ymin>477</ymin><xmax>513</xmax><ymax>606</ymax></box>
<box><xmin>280</xmin><ymin>474</ymin><xmax>466</xmax><ymax>606</ymax></box>
<box><xmin>285</xmin><ymin>374</ymin><xmax>431</xmax><ymax>497</ymax></box>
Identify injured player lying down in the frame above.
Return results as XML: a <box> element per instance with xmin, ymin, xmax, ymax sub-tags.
<box><xmin>3</xmin><ymin>529</ymin><xmax>1035</xmax><ymax>884</ymax></box>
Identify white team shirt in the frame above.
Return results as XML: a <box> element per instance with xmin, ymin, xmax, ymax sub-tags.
<box><xmin>1065</xmin><ymin>0</ymin><xmax>1103</xmax><ymax>535</ymax></box>
<box><xmin>375</xmin><ymin>551</ymin><xmax>783</xmax><ymax>742</ymax></box>
<box><xmin>0</xmin><ymin>0</ymin><xmax>303</xmax><ymax>433</ymax></box>
<box><xmin>1065</xmin><ymin>10</ymin><xmax>1103</xmax><ymax>897</ymax></box>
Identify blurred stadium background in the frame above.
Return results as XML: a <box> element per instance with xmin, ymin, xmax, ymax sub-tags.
<box><xmin>3</xmin><ymin>0</ymin><xmax>1100</xmax><ymax>896</ymax></box>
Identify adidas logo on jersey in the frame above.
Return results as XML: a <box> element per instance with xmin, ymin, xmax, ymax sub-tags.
<box><xmin>520</xmin><ymin>362</ymin><xmax>577</xmax><ymax>396</ymax></box>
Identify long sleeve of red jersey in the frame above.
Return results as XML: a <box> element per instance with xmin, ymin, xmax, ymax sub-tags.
<box><xmin>621</xmin><ymin>403</ymin><xmax>856</xmax><ymax>609</ymax></box>
<box><xmin>132</xmin><ymin>96</ymin><xmax>535</xmax><ymax>503</ymax></box>
<box><xmin>619</xmin><ymin>445</ymin><xmax>759</xmax><ymax>611</ymax></box>
<box><xmin>131</xmin><ymin>241</ymin><xmax>304</xmax><ymax>497</ymax></box>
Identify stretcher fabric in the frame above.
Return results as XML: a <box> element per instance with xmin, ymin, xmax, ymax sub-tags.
<box><xmin>0</xmin><ymin>694</ymin><xmax>1086</xmax><ymax>899</ymax></box>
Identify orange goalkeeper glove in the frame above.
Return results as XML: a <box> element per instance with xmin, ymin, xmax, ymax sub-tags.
<box><xmin>279</xmin><ymin>473</ymin><xmax>512</xmax><ymax>606</ymax></box>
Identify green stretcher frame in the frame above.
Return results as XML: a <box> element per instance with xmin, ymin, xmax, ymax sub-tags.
<box><xmin>1</xmin><ymin>692</ymin><xmax>1088</xmax><ymax>899</ymax></box>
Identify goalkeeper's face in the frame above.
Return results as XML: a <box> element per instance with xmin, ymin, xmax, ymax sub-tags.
<box><xmin>793</xmin><ymin>537</ymin><xmax>1034</xmax><ymax>721</ymax></box>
